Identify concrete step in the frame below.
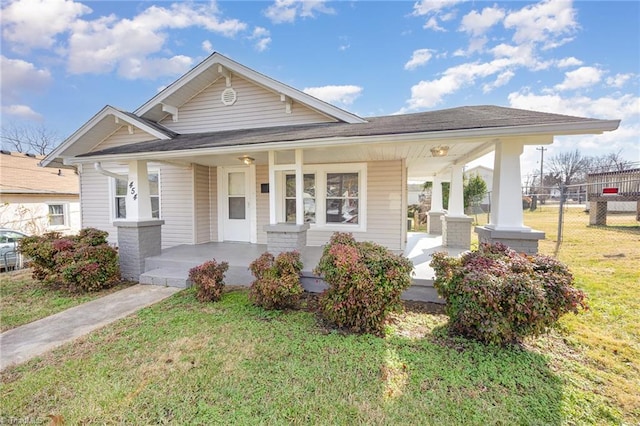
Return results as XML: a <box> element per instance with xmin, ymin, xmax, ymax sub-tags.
<box><xmin>139</xmin><ymin>267</ymin><xmax>191</xmax><ymax>288</ymax></box>
<box><xmin>144</xmin><ymin>257</ymin><xmax>202</xmax><ymax>272</ymax></box>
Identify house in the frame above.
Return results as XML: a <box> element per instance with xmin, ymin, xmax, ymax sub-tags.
<box><xmin>465</xmin><ymin>165</ymin><xmax>493</xmax><ymax>210</ymax></box>
<box><xmin>0</xmin><ymin>151</ymin><xmax>80</xmax><ymax>235</ymax></box>
<box><xmin>41</xmin><ymin>53</ymin><xmax>620</xmax><ymax>291</ymax></box>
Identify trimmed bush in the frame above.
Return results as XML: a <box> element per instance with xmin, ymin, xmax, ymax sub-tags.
<box><xmin>189</xmin><ymin>259</ymin><xmax>229</xmax><ymax>302</ymax></box>
<box><xmin>314</xmin><ymin>232</ymin><xmax>413</xmax><ymax>335</ymax></box>
<box><xmin>249</xmin><ymin>251</ymin><xmax>304</xmax><ymax>310</ymax></box>
<box><xmin>18</xmin><ymin>229</ymin><xmax>120</xmax><ymax>292</ymax></box>
<box><xmin>430</xmin><ymin>242</ymin><xmax>588</xmax><ymax>345</ymax></box>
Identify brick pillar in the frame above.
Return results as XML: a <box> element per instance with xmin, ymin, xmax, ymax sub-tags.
<box><xmin>442</xmin><ymin>215</ymin><xmax>473</xmax><ymax>249</ymax></box>
<box><xmin>589</xmin><ymin>201</ymin><xmax>607</xmax><ymax>225</ymax></box>
<box><xmin>264</xmin><ymin>223</ymin><xmax>310</xmax><ymax>255</ymax></box>
<box><xmin>427</xmin><ymin>211</ymin><xmax>444</xmax><ymax>235</ymax></box>
<box><xmin>113</xmin><ymin>219</ymin><xmax>164</xmax><ymax>280</ymax></box>
<box><xmin>475</xmin><ymin>226</ymin><xmax>545</xmax><ymax>255</ymax></box>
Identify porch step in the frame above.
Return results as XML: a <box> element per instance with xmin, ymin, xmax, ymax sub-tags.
<box><xmin>139</xmin><ymin>267</ymin><xmax>191</xmax><ymax>288</ymax></box>
<box><xmin>401</xmin><ymin>279</ymin><xmax>442</xmax><ymax>304</ymax></box>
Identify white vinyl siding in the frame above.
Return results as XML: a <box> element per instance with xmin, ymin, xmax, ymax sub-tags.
<box><xmin>255</xmin><ymin>164</ymin><xmax>269</xmax><ymax>245</ymax></box>
<box><xmin>89</xmin><ymin>125</ymin><xmax>160</xmax><ymax>152</ymax></box>
<box><xmin>159</xmin><ymin>164</ymin><xmax>193</xmax><ymax>249</ymax></box>
<box><xmin>307</xmin><ymin>160</ymin><xmax>404</xmax><ymax>250</ymax></box>
<box><xmin>209</xmin><ymin>166</ymin><xmax>218</xmax><ymax>241</ymax></box>
<box><xmin>193</xmin><ymin>164</ymin><xmax>211</xmax><ymax>244</ymax></box>
<box><xmin>160</xmin><ymin>76</ymin><xmax>336</xmax><ymax>134</ymax></box>
<box><xmin>80</xmin><ymin>167</ymin><xmax>118</xmax><ymax>244</ymax></box>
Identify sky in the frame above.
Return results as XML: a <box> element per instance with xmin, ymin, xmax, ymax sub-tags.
<box><xmin>1</xmin><ymin>0</ymin><xmax>639</xmax><ymax>178</ymax></box>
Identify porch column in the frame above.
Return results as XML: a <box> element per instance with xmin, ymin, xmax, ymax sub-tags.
<box><xmin>295</xmin><ymin>149</ymin><xmax>304</xmax><ymax>225</ymax></box>
<box><xmin>427</xmin><ymin>176</ymin><xmax>444</xmax><ymax>235</ymax></box>
<box><xmin>113</xmin><ymin>160</ymin><xmax>164</xmax><ymax>281</ymax></box>
<box><xmin>474</xmin><ymin>140</ymin><xmax>544</xmax><ymax>254</ymax></box>
<box><xmin>268</xmin><ymin>151</ymin><xmax>277</xmax><ymax>225</ymax></box>
<box><xmin>442</xmin><ymin>164</ymin><xmax>472</xmax><ymax>249</ymax></box>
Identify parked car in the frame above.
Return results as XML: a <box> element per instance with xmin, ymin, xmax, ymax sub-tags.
<box><xmin>0</xmin><ymin>228</ymin><xmax>28</xmax><ymax>271</ymax></box>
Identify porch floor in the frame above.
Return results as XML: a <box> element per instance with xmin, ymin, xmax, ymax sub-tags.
<box><xmin>140</xmin><ymin>232</ymin><xmax>466</xmax><ymax>303</ymax></box>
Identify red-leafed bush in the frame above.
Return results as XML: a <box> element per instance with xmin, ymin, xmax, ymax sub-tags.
<box><xmin>18</xmin><ymin>228</ymin><xmax>120</xmax><ymax>292</ymax></box>
<box><xmin>314</xmin><ymin>232</ymin><xmax>413</xmax><ymax>335</ymax></box>
<box><xmin>188</xmin><ymin>259</ymin><xmax>229</xmax><ymax>302</ymax></box>
<box><xmin>430</xmin><ymin>242</ymin><xmax>588</xmax><ymax>345</ymax></box>
<box><xmin>249</xmin><ymin>251</ymin><xmax>303</xmax><ymax>310</ymax></box>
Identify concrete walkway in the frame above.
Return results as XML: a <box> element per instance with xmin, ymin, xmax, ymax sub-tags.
<box><xmin>0</xmin><ymin>285</ymin><xmax>181</xmax><ymax>371</ymax></box>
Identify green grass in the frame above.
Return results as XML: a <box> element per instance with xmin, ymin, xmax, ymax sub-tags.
<box><xmin>0</xmin><ymin>269</ymin><xmax>134</xmax><ymax>332</ymax></box>
<box><xmin>1</xmin><ymin>209</ymin><xmax>638</xmax><ymax>424</ymax></box>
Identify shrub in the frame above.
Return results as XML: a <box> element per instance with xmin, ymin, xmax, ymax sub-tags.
<box><xmin>249</xmin><ymin>251</ymin><xmax>304</xmax><ymax>310</ymax></box>
<box><xmin>430</xmin><ymin>242</ymin><xmax>588</xmax><ymax>345</ymax></box>
<box><xmin>189</xmin><ymin>259</ymin><xmax>229</xmax><ymax>302</ymax></box>
<box><xmin>18</xmin><ymin>229</ymin><xmax>120</xmax><ymax>292</ymax></box>
<box><xmin>314</xmin><ymin>232</ymin><xmax>413</xmax><ymax>335</ymax></box>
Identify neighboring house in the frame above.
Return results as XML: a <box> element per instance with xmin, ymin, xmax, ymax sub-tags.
<box><xmin>0</xmin><ymin>151</ymin><xmax>80</xmax><ymax>235</ymax></box>
<box><xmin>465</xmin><ymin>165</ymin><xmax>493</xmax><ymax>208</ymax></box>
<box><xmin>42</xmin><ymin>53</ymin><xmax>620</xmax><ymax>282</ymax></box>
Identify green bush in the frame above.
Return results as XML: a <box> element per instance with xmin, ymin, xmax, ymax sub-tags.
<box><xmin>249</xmin><ymin>251</ymin><xmax>304</xmax><ymax>310</ymax></box>
<box><xmin>18</xmin><ymin>229</ymin><xmax>120</xmax><ymax>292</ymax></box>
<box><xmin>430</xmin><ymin>242</ymin><xmax>588</xmax><ymax>345</ymax></box>
<box><xmin>189</xmin><ymin>259</ymin><xmax>229</xmax><ymax>302</ymax></box>
<box><xmin>314</xmin><ymin>232</ymin><xmax>413</xmax><ymax>335</ymax></box>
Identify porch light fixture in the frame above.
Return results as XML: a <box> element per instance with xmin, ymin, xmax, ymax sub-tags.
<box><xmin>430</xmin><ymin>145</ymin><xmax>449</xmax><ymax>157</ymax></box>
<box><xmin>239</xmin><ymin>155</ymin><xmax>255</xmax><ymax>165</ymax></box>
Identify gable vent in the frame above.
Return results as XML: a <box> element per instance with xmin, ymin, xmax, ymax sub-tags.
<box><xmin>221</xmin><ymin>87</ymin><xmax>237</xmax><ymax>106</ymax></box>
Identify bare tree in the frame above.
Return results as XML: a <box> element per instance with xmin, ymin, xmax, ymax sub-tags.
<box><xmin>1</xmin><ymin>122</ymin><xmax>61</xmax><ymax>155</ymax></box>
<box><xmin>548</xmin><ymin>149</ymin><xmax>590</xmax><ymax>186</ymax></box>
<box><xmin>588</xmin><ymin>150</ymin><xmax>634</xmax><ymax>173</ymax></box>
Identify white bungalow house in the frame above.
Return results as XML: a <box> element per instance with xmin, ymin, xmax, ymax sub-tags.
<box><xmin>42</xmin><ymin>53</ymin><xmax>619</xmax><ymax>298</ymax></box>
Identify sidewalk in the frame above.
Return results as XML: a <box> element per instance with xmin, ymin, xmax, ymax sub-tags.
<box><xmin>0</xmin><ymin>284</ymin><xmax>181</xmax><ymax>370</ymax></box>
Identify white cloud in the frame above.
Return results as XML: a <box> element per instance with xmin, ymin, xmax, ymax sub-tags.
<box><xmin>413</xmin><ymin>0</ymin><xmax>463</xmax><ymax>31</ymax></box>
<box><xmin>554</xmin><ymin>66</ymin><xmax>603</xmax><ymax>91</ymax></box>
<box><xmin>303</xmin><ymin>85</ymin><xmax>363</xmax><ymax>105</ymax></box>
<box><xmin>503</xmin><ymin>0</ymin><xmax>578</xmax><ymax>49</ymax></box>
<box><xmin>66</xmin><ymin>2</ymin><xmax>247</xmax><ymax>78</ymax></box>
<box><xmin>606</xmin><ymin>73</ymin><xmax>635</xmax><ymax>88</ymax></box>
<box><xmin>202</xmin><ymin>40</ymin><xmax>213</xmax><ymax>53</ymax></box>
<box><xmin>483</xmin><ymin>70</ymin><xmax>515</xmax><ymax>93</ymax></box>
<box><xmin>1</xmin><ymin>0</ymin><xmax>91</xmax><ymax>51</ymax></box>
<box><xmin>1</xmin><ymin>104</ymin><xmax>43</xmax><ymax>121</ymax></box>
<box><xmin>460</xmin><ymin>6</ymin><xmax>505</xmax><ymax>36</ymax></box>
<box><xmin>404</xmin><ymin>49</ymin><xmax>435</xmax><ymax>70</ymax></box>
<box><xmin>0</xmin><ymin>55</ymin><xmax>52</xmax><ymax>102</ymax></box>
<box><xmin>265</xmin><ymin>0</ymin><xmax>335</xmax><ymax>24</ymax></box>
<box><xmin>556</xmin><ymin>57</ymin><xmax>583</xmax><ymax>68</ymax></box>
<box><xmin>249</xmin><ymin>27</ymin><xmax>271</xmax><ymax>52</ymax></box>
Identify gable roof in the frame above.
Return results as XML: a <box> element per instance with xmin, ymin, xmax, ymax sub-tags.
<box><xmin>0</xmin><ymin>152</ymin><xmax>79</xmax><ymax>195</ymax></box>
<box><xmin>78</xmin><ymin>105</ymin><xmax>620</xmax><ymax>159</ymax></box>
<box><xmin>135</xmin><ymin>52</ymin><xmax>366</xmax><ymax>125</ymax></box>
<box><xmin>41</xmin><ymin>105</ymin><xmax>176</xmax><ymax>167</ymax></box>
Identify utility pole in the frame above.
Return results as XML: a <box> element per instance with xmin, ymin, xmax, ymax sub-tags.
<box><xmin>536</xmin><ymin>146</ymin><xmax>547</xmax><ymax>188</ymax></box>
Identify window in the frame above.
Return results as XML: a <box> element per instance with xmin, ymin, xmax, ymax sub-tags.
<box><xmin>281</xmin><ymin>164</ymin><xmax>366</xmax><ymax>231</ymax></box>
<box><xmin>48</xmin><ymin>204</ymin><xmax>66</xmax><ymax>226</ymax></box>
<box><xmin>326</xmin><ymin>173</ymin><xmax>358</xmax><ymax>224</ymax></box>
<box><xmin>285</xmin><ymin>174</ymin><xmax>316</xmax><ymax>223</ymax></box>
<box><xmin>114</xmin><ymin>172</ymin><xmax>160</xmax><ymax>219</ymax></box>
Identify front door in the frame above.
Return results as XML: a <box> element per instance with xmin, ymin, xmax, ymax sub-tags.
<box><xmin>220</xmin><ymin>166</ymin><xmax>254</xmax><ymax>242</ymax></box>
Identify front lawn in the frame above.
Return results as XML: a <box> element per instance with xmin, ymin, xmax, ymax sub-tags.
<box><xmin>0</xmin><ymin>269</ymin><xmax>134</xmax><ymax>332</ymax></box>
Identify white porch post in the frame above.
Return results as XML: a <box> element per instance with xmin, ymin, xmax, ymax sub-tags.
<box><xmin>488</xmin><ymin>141</ymin><xmax>527</xmax><ymax>230</ymax></box>
<box><xmin>431</xmin><ymin>177</ymin><xmax>443</xmax><ymax>212</ymax></box>
<box><xmin>474</xmin><ymin>140</ymin><xmax>545</xmax><ymax>254</ymax></box>
<box><xmin>268</xmin><ymin>151</ymin><xmax>277</xmax><ymax>225</ymax></box>
<box><xmin>295</xmin><ymin>149</ymin><xmax>304</xmax><ymax>225</ymax></box>
<box><xmin>126</xmin><ymin>160</ymin><xmax>152</xmax><ymax>220</ymax></box>
<box><xmin>427</xmin><ymin>176</ymin><xmax>445</xmax><ymax>235</ymax></box>
<box><xmin>447</xmin><ymin>164</ymin><xmax>465</xmax><ymax>217</ymax></box>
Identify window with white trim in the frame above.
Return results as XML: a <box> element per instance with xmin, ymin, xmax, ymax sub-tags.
<box><xmin>48</xmin><ymin>204</ymin><xmax>66</xmax><ymax>226</ymax></box>
<box><xmin>282</xmin><ymin>163</ymin><xmax>366</xmax><ymax>231</ymax></box>
<box><xmin>113</xmin><ymin>172</ymin><xmax>160</xmax><ymax>219</ymax></box>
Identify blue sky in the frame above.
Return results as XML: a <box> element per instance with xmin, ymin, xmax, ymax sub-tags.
<box><xmin>1</xmin><ymin>0</ymin><xmax>639</xmax><ymax>176</ymax></box>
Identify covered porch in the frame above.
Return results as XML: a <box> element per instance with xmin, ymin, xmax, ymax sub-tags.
<box><xmin>139</xmin><ymin>232</ymin><xmax>457</xmax><ymax>303</ymax></box>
